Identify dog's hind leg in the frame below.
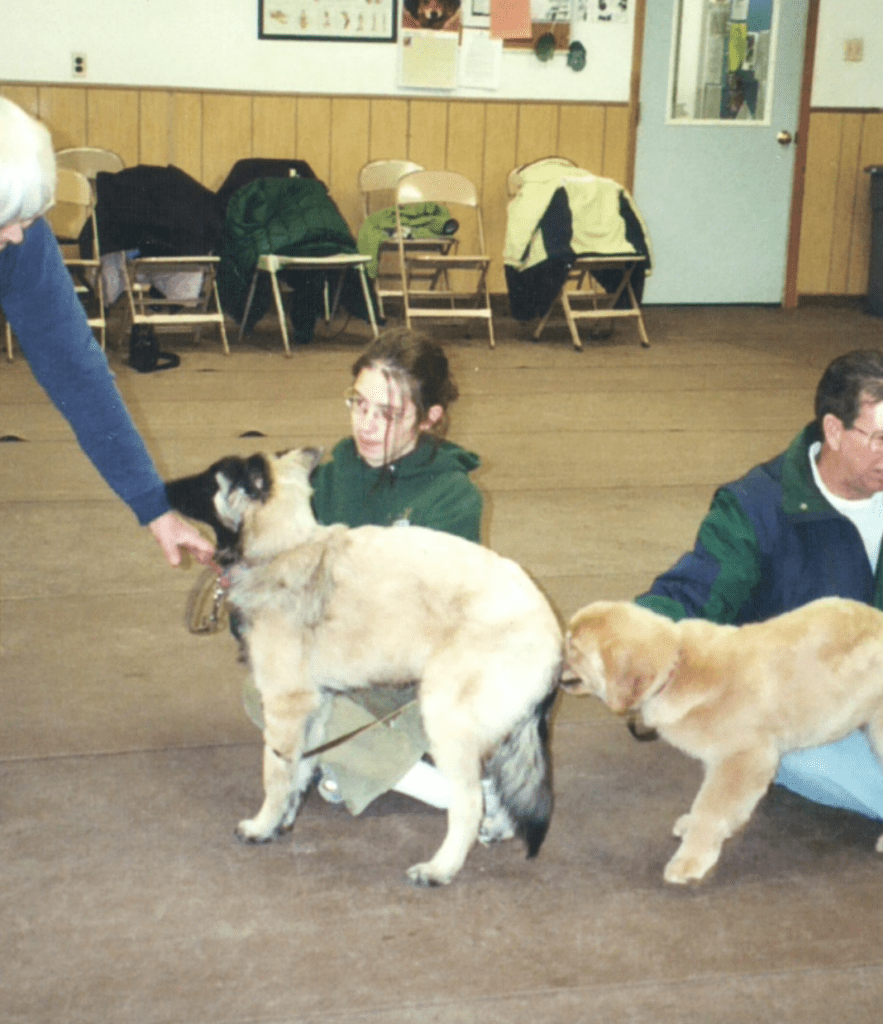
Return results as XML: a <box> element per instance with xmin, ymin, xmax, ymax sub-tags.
<box><xmin>236</xmin><ymin>689</ymin><xmax>326</xmax><ymax>843</ymax></box>
<box><xmin>664</xmin><ymin>745</ymin><xmax>779</xmax><ymax>884</ymax></box>
<box><xmin>478</xmin><ymin>776</ymin><xmax>517</xmax><ymax>846</ymax></box>
<box><xmin>404</xmin><ymin>676</ymin><xmax>485</xmax><ymax>886</ymax></box>
<box><xmin>406</xmin><ymin>740</ymin><xmax>484</xmax><ymax>888</ymax></box>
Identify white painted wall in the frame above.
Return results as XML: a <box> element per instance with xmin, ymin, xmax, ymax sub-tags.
<box><xmin>3</xmin><ymin>1</ymin><xmax>878</xmax><ymax>110</ymax></box>
<box><xmin>0</xmin><ymin>0</ymin><xmax>633</xmax><ymax>103</ymax></box>
<box><xmin>812</xmin><ymin>0</ymin><xmax>883</xmax><ymax>108</ymax></box>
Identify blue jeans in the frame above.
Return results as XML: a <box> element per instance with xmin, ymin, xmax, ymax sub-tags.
<box><xmin>775</xmin><ymin>729</ymin><xmax>883</xmax><ymax>820</ymax></box>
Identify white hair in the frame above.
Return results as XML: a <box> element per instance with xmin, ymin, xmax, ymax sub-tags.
<box><xmin>0</xmin><ymin>97</ymin><xmax>56</xmax><ymax>226</ymax></box>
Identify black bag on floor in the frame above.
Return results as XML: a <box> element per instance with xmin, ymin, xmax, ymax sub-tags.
<box><xmin>128</xmin><ymin>324</ymin><xmax>180</xmax><ymax>373</ymax></box>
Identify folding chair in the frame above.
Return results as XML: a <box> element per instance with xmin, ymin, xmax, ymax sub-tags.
<box><xmin>124</xmin><ymin>254</ymin><xmax>230</xmax><ymax>354</ymax></box>
<box><xmin>533</xmin><ymin>253</ymin><xmax>650</xmax><ymax>350</ymax></box>
<box><xmin>358</xmin><ymin>159</ymin><xmax>457</xmax><ymax>318</ymax></box>
<box><xmin>360</xmin><ymin>159</ymin><xmax>424</xmax><ymax>220</ymax></box>
<box><xmin>395</xmin><ymin>170</ymin><xmax>494</xmax><ymax>348</ymax></box>
<box><xmin>55</xmin><ymin>147</ymin><xmax>124</xmax><ymax>187</ymax></box>
<box><xmin>239</xmin><ymin>253</ymin><xmax>378</xmax><ymax>356</ymax></box>
<box><xmin>6</xmin><ymin>151</ymin><xmax>126</xmax><ymax>361</ymax></box>
<box><xmin>47</xmin><ymin>167</ymin><xmax>108</xmax><ymax>349</ymax></box>
<box><xmin>507</xmin><ymin>158</ymin><xmax>651</xmax><ymax>351</ymax></box>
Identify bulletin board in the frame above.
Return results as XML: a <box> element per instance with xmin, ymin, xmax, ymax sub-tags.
<box><xmin>2</xmin><ymin>0</ymin><xmax>635</xmax><ymax>104</ymax></box>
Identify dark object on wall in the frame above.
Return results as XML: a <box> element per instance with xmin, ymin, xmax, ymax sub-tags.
<box><xmin>128</xmin><ymin>323</ymin><xmax>181</xmax><ymax>373</ymax></box>
<box><xmin>534</xmin><ymin>33</ymin><xmax>556</xmax><ymax>62</ymax></box>
<box><xmin>866</xmin><ymin>166</ymin><xmax>883</xmax><ymax>318</ymax></box>
<box><xmin>568</xmin><ymin>41</ymin><xmax>586</xmax><ymax>71</ymax></box>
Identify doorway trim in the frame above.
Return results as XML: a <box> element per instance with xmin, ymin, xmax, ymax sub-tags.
<box><xmin>627</xmin><ymin>0</ymin><xmax>820</xmax><ymax>307</ymax></box>
<box><xmin>784</xmin><ymin>0</ymin><xmax>820</xmax><ymax>309</ymax></box>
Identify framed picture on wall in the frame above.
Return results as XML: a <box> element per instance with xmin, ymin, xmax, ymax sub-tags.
<box><xmin>259</xmin><ymin>0</ymin><xmax>398</xmax><ymax>43</ymax></box>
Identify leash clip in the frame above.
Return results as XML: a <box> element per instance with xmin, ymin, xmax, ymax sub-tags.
<box><xmin>186</xmin><ymin>568</ymin><xmax>229</xmax><ymax>635</ymax></box>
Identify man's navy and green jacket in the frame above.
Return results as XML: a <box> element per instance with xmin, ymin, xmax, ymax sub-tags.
<box><xmin>637</xmin><ymin>423</ymin><xmax>883</xmax><ymax>623</ymax></box>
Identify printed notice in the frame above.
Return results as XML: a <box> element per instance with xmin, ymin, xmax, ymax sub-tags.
<box><xmin>399</xmin><ymin>30</ymin><xmax>460</xmax><ymax>90</ymax></box>
<box><xmin>459</xmin><ymin>29</ymin><xmax>503</xmax><ymax>89</ymax></box>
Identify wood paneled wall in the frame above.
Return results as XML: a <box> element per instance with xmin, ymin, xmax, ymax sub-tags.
<box><xmin>798</xmin><ymin>109</ymin><xmax>883</xmax><ymax>297</ymax></box>
<box><xmin>1</xmin><ymin>83</ymin><xmax>632</xmax><ymax>294</ymax></box>
<box><xmin>5</xmin><ymin>83</ymin><xmax>881</xmax><ymax>300</ymax></box>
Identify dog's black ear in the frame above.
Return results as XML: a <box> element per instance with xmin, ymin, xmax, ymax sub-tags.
<box><xmin>242</xmin><ymin>453</ymin><xmax>272</xmax><ymax>501</ymax></box>
<box><xmin>165</xmin><ymin>457</ymin><xmax>243</xmax><ymax>556</ymax></box>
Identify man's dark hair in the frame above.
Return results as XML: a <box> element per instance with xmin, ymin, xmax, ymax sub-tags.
<box><xmin>815</xmin><ymin>349</ymin><xmax>883</xmax><ymax>429</ymax></box>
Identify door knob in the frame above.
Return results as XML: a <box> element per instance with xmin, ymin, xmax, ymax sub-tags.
<box><xmin>777</xmin><ymin>131</ymin><xmax>793</xmax><ymax>146</ymax></box>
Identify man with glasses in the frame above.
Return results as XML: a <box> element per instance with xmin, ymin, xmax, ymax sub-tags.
<box><xmin>636</xmin><ymin>349</ymin><xmax>883</xmax><ymax>822</ymax></box>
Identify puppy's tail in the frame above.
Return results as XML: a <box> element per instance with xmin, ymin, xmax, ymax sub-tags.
<box><xmin>486</xmin><ymin>688</ymin><xmax>558</xmax><ymax>859</ymax></box>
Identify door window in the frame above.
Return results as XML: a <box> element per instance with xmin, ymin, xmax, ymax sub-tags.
<box><xmin>669</xmin><ymin>0</ymin><xmax>778</xmax><ymax>124</ymax></box>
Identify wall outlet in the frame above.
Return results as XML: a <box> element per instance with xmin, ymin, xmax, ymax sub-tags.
<box><xmin>843</xmin><ymin>38</ymin><xmax>864</xmax><ymax>63</ymax></box>
<box><xmin>71</xmin><ymin>52</ymin><xmax>87</xmax><ymax>78</ymax></box>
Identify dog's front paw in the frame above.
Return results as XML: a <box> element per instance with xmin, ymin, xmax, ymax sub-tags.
<box><xmin>235</xmin><ymin>817</ymin><xmax>282</xmax><ymax>844</ymax></box>
<box><xmin>672</xmin><ymin>813</ymin><xmax>692</xmax><ymax>838</ymax></box>
<box><xmin>405</xmin><ymin>862</ymin><xmax>452</xmax><ymax>887</ymax></box>
<box><xmin>663</xmin><ymin>846</ymin><xmax>718</xmax><ymax>885</ymax></box>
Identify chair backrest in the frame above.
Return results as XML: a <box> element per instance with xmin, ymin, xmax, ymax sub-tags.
<box><xmin>507</xmin><ymin>156</ymin><xmax>576</xmax><ymax>197</ymax></box>
<box><xmin>45</xmin><ymin>167</ymin><xmax>98</xmax><ymax>252</ymax></box>
<box><xmin>359</xmin><ymin>159</ymin><xmax>424</xmax><ymax>218</ymax></box>
<box><xmin>396</xmin><ymin>170</ymin><xmax>485</xmax><ymax>255</ymax></box>
<box><xmin>396</xmin><ymin>170</ymin><xmax>479</xmax><ymax>210</ymax></box>
<box><xmin>55</xmin><ymin>146</ymin><xmax>125</xmax><ymax>181</ymax></box>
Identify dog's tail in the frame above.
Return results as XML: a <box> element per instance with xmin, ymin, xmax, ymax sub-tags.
<box><xmin>485</xmin><ymin>688</ymin><xmax>558</xmax><ymax>859</ymax></box>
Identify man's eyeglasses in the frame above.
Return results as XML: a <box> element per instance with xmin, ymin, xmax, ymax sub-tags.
<box><xmin>849</xmin><ymin>425</ymin><xmax>883</xmax><ymax>452</ymax></box>
<box><xmin>343</xmin><ymin>387</ymin><xmax>411</xmax><ymax>424</ymax></box>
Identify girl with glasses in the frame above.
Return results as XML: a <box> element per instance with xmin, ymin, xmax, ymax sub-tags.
<box><xmin>245</xmin><ymin>327</ymin><xmax>483</xmax><ymax>814</ymax></box>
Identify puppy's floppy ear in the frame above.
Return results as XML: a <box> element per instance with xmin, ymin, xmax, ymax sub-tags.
<box><xmin>564</xmin><ymin>601</ymin><xmax>678</xmax><ymax>715</ymax></box>
<box><xmin>604</xmin><ymin>643</ymin><xmax>661</xmax><ymax>714</ymax></box>
<box><xmin>601</xmin><ymin>609</ymin><xmax>680</xmax><ymax>714</ymax></box>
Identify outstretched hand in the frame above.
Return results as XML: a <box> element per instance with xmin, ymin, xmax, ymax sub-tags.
<box><xmin>148</xmin><ymin>511</ymin><xmax>216</xmax><ymax>567</ymax></box>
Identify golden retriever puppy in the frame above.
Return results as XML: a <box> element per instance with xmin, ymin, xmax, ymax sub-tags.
<box><xmin>167</xmin><ymin>448</ymin><xmax>562</xmax><ymax>887</ymax></box>
<box><xmin>563</xmin><ymin>598</ymin><xmax>883</xmax><ymax>884</ymax></box>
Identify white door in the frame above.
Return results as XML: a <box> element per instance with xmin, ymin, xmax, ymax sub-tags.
<box><xmin>633</xmin><ymin>0</ymin><xmax>808</xmax><ymax>304</ymax></box>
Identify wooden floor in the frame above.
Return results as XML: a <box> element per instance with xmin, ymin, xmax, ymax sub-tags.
<box><xmin>2</xmin><ymin>301</ymin><xmax>882</xmax><ymax>1023</ymax></box>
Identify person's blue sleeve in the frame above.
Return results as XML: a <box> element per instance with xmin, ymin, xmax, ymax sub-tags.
<box><xmin>636</xmin><ymin>488</ymin><xmax>762</xmax><ymax>624</ymax></box>
<box><xmin>0</xmin><ymin>218</ymin><xmax>169</xmax><ymax>525</ymax></box>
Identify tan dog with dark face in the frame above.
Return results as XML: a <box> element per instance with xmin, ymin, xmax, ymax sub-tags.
<box><xmin>563</xmin><ymin>598</ymin><xmax>883</xmax><ymax>884</ymax></box>
<box><xmin>167</xmin><ymin>448</ymin><xmax>562</xmax><ymax>887</ymax></box>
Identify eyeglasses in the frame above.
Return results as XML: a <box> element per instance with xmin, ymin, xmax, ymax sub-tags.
<box><xmin>849</xmin><ymin>425</ymin><xmax>883</xmax><ymax>452</ymax></box>
<box><xmin>343</xmin><ymin>387</ymin><xmax>412</xmax><ymax>424</ymax></box>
